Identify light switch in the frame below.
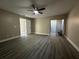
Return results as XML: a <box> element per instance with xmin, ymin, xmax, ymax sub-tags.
<box><xmin>14</xmin><ymin>25</ymin><xmax>16</xmax><ymax>28</ymax></box>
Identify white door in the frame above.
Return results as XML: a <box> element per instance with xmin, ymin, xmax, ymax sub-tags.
<box><xmin>26</xmin><ymin>20</ymin><xmax>31</xmax><ymax>34</ymax></box>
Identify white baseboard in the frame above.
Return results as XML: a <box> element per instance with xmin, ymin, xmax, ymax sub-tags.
<box><xmin>35</xmin><ymin>32</ymin><xmax>49</xmax><ymax>36</ymax></box>
<box><xmin>0</xmin><ymin>35</ymin><xmax>20</xmax><ymax>43</ymax></box>
<box><xmin>64</xmin><ymin>35</ymin><xmax>79</xmax><ymax>52</ymax></box>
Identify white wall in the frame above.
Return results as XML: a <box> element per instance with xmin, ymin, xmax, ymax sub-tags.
<box><xmin>0</xmin><ymin>9</ymin><xmax>20</xmax><ymax>40</ymax></box>
<box><xmin>35</xmin><ymin>17</ymin><xmax>51</xmax><ymax>35</ymax></box>
<box><xmin>66</xmin><ymin>2</ymin><xmax>79</xmax><ymax>51</ymax></box>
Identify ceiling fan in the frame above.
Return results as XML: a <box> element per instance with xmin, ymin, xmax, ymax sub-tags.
<box><xmin>28</xmin><ymin>4</ymin><xmax>46</xmax><ymax>15</ymax></box>
<box><xmin>17</xmin><ymin>0</ymin><xmax>46</xmax><ymax>15</ymax></box>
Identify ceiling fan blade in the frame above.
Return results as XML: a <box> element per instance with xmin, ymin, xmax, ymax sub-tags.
<box><xmin>39</xmin><ymin>12</ymin><xmax>43</xmax><ymax>14</ymax></box>
<box><xmin>32</xmin><ymin>4</ymin><xmax>36</xmax><ymax>9</ymax></box>
<box><xmin>38</xmin><ymin>8</ymin><xmax>45</xmax><ymax>11</ymax></box>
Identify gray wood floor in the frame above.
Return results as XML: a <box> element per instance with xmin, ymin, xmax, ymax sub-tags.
<box><xmin>0</xmin><ymin>34</ymin><xmax>79</xmax><ymax>59</ymax></box>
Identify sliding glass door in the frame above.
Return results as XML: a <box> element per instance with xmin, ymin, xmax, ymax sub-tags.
<box><xmin>51</xmin><ymin>19</ymin><xmax>64</xmax><ymax>35</ymax></box>
<box><xmin>20</xmin><ymin>18</ymin><xmax>27</xmax><ymax>36</ymax></box>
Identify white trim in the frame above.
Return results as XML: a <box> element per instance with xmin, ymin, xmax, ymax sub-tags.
<box><xmin>64</xmin><ymin>35</ymin><xmax>79</xmax><ymax>52</ymax></box>
<box><xmin>0</xmin><ymin>36</ymin><xmax>20</xmax><ymax>43</ymax></box>
<box><xmin>35</xmin><ymin>32</ymin><xmax>49</xmax><ymax>35</ymax></box>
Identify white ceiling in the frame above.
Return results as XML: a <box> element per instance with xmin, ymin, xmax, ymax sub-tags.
<box><xmin>0</xmin><ymin>0</ymin><xmax>78</xmax><ymax>18</ymax></box>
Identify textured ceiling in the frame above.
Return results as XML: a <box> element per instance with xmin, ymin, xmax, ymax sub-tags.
<box><xmin>0</xmin><ymin>0</ymin><xmax>78</xmax><ymax>18</ymax></box>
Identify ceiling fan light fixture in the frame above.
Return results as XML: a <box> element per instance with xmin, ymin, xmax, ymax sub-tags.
<box><xmin>34</xmin><ymin>10</ymin><xmax>39</xmax><ymax>15</ymax></box>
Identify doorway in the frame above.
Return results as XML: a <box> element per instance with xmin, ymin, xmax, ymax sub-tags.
<box><xmin>20</xmin><ymin>18</ymin><xmax>31</xmax><ymax>36</ymax></box>
<box><xmin>26</xmin><ymin>20</ymin><xmax>31</xmax><ymax>34</ymax></box>
<box><xmin>50</xmin><ymin>19</ymin><xmax>64</xmax><ymax>36</ymax></box>
<box><xmin>20</xmin><ymin>18</ymin><xmax>27</xmax><ymax>36</ymax></box>
<box><xmin>51</xmin><ymin>20</ymin><xmax>57</xmax><ymax>35</ymax></box>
